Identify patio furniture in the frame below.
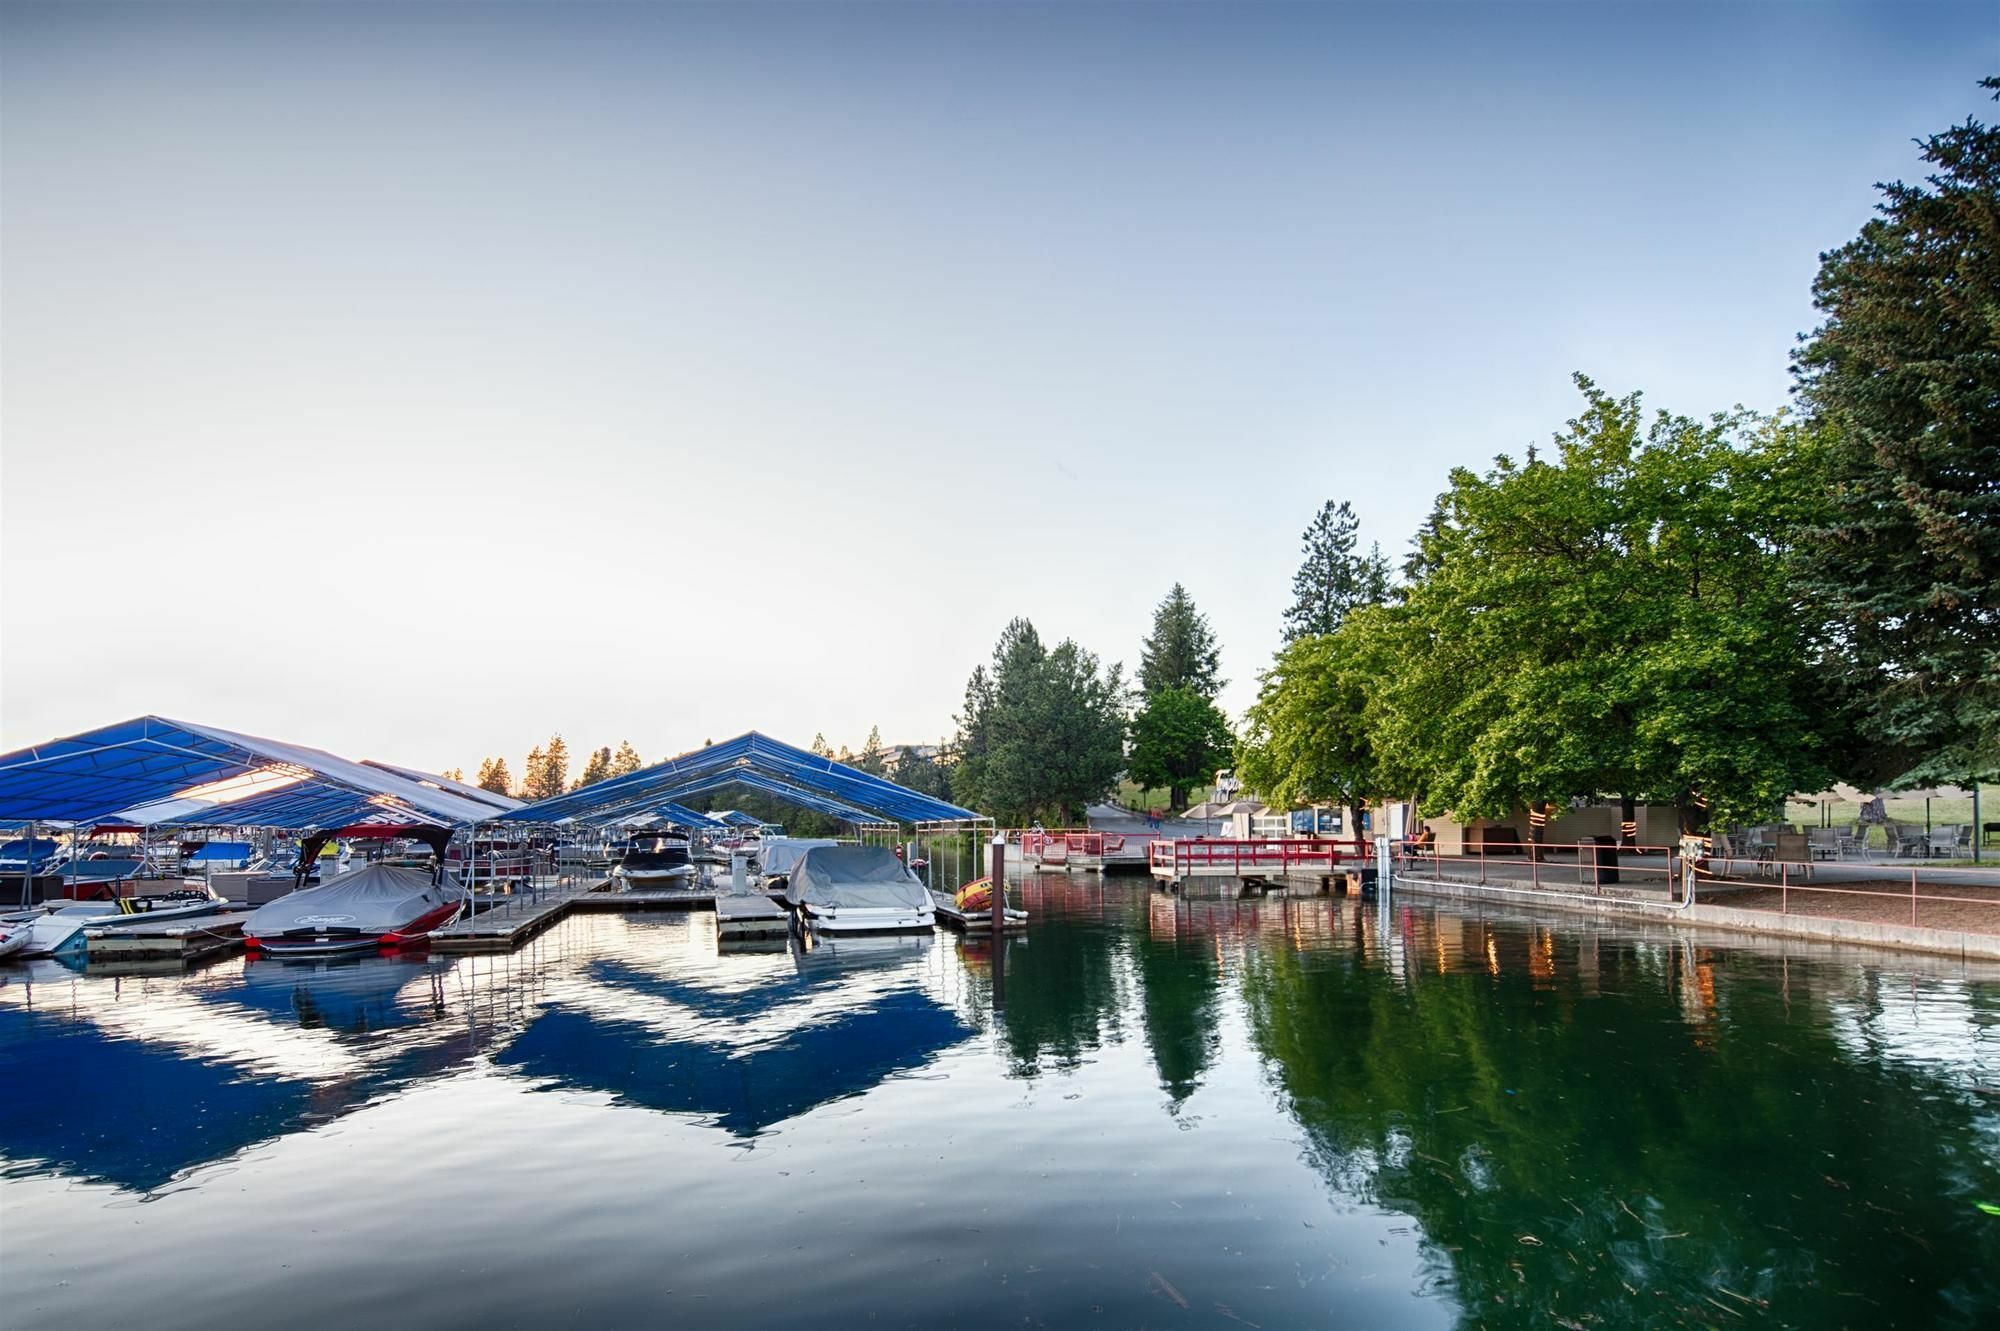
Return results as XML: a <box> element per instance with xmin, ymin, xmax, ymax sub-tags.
<box><xmin>1886</xmin><ymin>823</ymin><xmax>1926</xmax><ymax>858</ymax></box>
<box><xmin>1835</xmin><ymin>821</ymin><xmax>1867</xmax><ymax>859</ymax></box>
<box><xmin>1806</xmin><ymin>827</ymin><xmax>1838</xmax><ymax>861</ymax></box>
<box><xmin>1927</xmin><ymin>825</ymin><xmax>1965</xmax><ymax>858</ymax></box>
<box><xmin>1773</xmin><ymin>831</ymin><xmax>1813</xmax><ymax>880</ymax></box>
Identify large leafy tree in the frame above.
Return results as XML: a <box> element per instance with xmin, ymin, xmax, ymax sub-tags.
<box><xmin>1791</xmin><ymin>78</ymin><xmax>2000</xmax><ymax>785</ymax></box>
<box><xmin>1235</xmin><ymin>610</ymin><xmax>1393</xmax><ymax>829</ymax></box>
<box><xmin>1127</xmin><ymin>685</ymin><xmax>1234</xmax><ymax>811</ymax></box>
<box><xmin>1283</xmin><ymin>500</ymin><xmax>1391</xmax><ymax>641</ymax></box>
<box><xmin>950</xmin><ymin>618</ymin><xmax>1128</xmax><ymax>823</ymax></box>
<box><xmin>1138</xmin><ymin>583</ymin><xmax>1223</xmax><ymax>699</ymax></box>
<box><xmin>1372</xmin><ymin>378</ymin><xmax>1839</xmax><ymax>830</ymax></box>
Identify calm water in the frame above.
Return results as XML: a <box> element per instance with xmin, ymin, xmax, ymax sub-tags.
<box><xmin>4</xmin><ymin>876</ymin><xmax>1999</xmax><ymax>1330</ymax></box>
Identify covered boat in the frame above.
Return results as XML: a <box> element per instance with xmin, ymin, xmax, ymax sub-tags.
<box><xmin>758</xmin><ymin>837</ymin><xmax>838</xmax><ymax>885</ymax></box>
<box><xmin>242</xmin><ymin>862</ymin><xmax>465</xmax><ymax>956</ymax></box>
<box><xmin>784</xmin><ymin>845</ymin><xmax>934</xmax><ymax>935</ymax></box>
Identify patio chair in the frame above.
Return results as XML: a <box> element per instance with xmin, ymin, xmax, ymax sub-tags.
<box><xmin>1773</xmin><ymin>831</ymin><xmax>1812</xmax><ymax>878</ymax></box>
<box><xmin>1836</xmin><ymin>821</ymin><xmax>1867</xmax><ymax>859</ymax></box>
<box><xmin>1806</xmin><ymin>827</ymin><xmax>1838</xmax><ymax>861</ymax></box>
<box><xmin>1927</xmin><ymin>825</ymin><xmax>1963</xmax><ymax>859</ymax></box>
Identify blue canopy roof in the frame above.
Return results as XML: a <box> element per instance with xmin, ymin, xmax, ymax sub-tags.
<box><xmin>712</xmin><ymin>809</ymin><xmax>763</xmax><ymax>828</ymax></box>
<box><xmin>645</xmin><ymin>802</ymin><xmax>726</xmax><ymax>832</ymax></box>
<box><xmin>149</xmin><ymin>783</ymin><xmax>452</xmax><ymax>831</ymax></box>
<box><xmin>497</xmin><ymin>732</ymin><xmax>980</xmax><ymax>827</ymax></box>
<box><xmin>0</xmin><ymin>716</ymin><xmax>497</xmax><ymax>826</ymax></box>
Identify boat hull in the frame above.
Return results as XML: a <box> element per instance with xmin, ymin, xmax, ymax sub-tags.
<box><xmin>246</xmin><ymin>898</ymin><xmax>463</xmax><ymax>956</ymax></box>
<box><xmin>799</xmin><ymin>903</ymin><xmax>936</xmax><ymax>935</ymax></box>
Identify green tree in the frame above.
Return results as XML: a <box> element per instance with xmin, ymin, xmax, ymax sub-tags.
<box><xmin>951</xmin><ymin>618</ymin><xmax>1128</xmax><ymax>823</ymax></box>
<box><xmin>1235</xmin><ymin>613</ymin><xmax>1391</xmax><ymax>829</ymax></box>
<box><xmin>475</xmin><ymin>757</ymin><xmax>512</xmax><ymax>796</ymax></box>
<box><xmin>441</xmin><ymin>766</ymin><xmax>464</xmax><ymax>783</ymax></box>
<box><xmin>1374</xmin><ymin>378</ymin><xmax>1839</xmax><ymax>830</ymax></box>
<box><xmin>609</xmin><ymin>741</ymin><xmax>642</xmax><ymax>776</ymax></box>
<box><xmin>809</xmin><ymin>732</ymin><xmax>834</xmax><ymax>759</ymax></box>
<box><xmin>1791</xmin><ymin>78</ymin><xmax>2000</xmax><ymax>786</ymax></box>
<box><xmin>1138</xmin><ymin>583</ymin><xmax>1223</xmax><ymax>699</ymax></box>
<box><xmin>1128</xmin><ymin>686</ymin><xmax>1234</xmax><ymax>812</ymax></box>
<box><xmin>894</xmin><ymin>745</ymin><xmax>951</xmax><ymax>799</ymax></box>
<box><xmin>1283</xmin><ymin>500</ymin><xmax>1390</xmax><ymax>641</ymax></box>
<box><xmin>856</xmin><ymin>726</ymin><xmax>888</xmax><ymax>775</ymax></box>
<box><xmin>573</xmin><ymin>746</ymin><xmax>612</xmax><ymax>789</ymax></box>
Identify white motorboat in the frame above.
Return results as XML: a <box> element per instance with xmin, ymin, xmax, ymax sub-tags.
<box><xmin>614</xmin><ymin>834</ymin><xmax>697</xmax><ymax>886</ymax></box>
<box><xmin>785</xmin><ymin>845</ymin><xmax>936</xmax><ymax>935</ymax></box>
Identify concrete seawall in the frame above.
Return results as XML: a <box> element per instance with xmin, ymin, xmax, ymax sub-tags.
<box><xmin>1388</xmin><ymin>872</ymin><xmax>2000</xmax><ymax>964</ymax></box>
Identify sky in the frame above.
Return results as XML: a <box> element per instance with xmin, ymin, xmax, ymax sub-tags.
<box><xmin>2</xmin><ymin>1</ymin><xmax>1994</xmax><ymax>777</ymax></box>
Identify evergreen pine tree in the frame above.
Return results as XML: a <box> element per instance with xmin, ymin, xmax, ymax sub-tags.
<box><xmin>1792</xmin><ymin>77</ymin><xmax>2000</xmax><ymax>783</ymax></box>
<box><xmin>609</xmin><ymin>741</ymin><xmax>642</xmax><ymax>776</ymax></box>
<box><xmin>1283</xmin><ymin>500</ymin><xmax>1392</xmax><ymax>641</ymax></box>
<box><xmin>1138</xmin><ymin>583</ymin><xmax>1223</xmax><ymax>700</ymax></box>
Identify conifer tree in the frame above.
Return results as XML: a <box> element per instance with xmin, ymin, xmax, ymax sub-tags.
<box><xmin>1138</xmin><ymin>583</ymin><xmax>1223</xmax><ymax>700</ymax></box>
<box><xmin>1283</xmin><ymin>500</ymin><xmax>1391</xmax><ymax>641</ymax></box>
<box><xmin>1792</xmin><ymin>77</ymin><xmax>2000</xmax><ymax>784</ymax></box>
<box><xmin>476</xmin><ymin>757</ymin><xmax>513</xmax><ymax>796</ymax></box>
<box><xmin>609</xmin><ymin>741</ymin><xmax>642</xmax><ymax>776</ymax></box>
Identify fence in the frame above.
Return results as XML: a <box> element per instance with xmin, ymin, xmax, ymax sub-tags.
<box><xmin>1690</xmin><ymin>854</ymin><xmax>2000</xmax><ymax>930</ymax></box>
<box><xmin>1149</xmin><ymin>837</ymin><xmax>1370</xmax><ymax>879</ymax></box>
<box><xmin>1393</xmin><ymin>839</ymin><xmax>1684</xmax><ymax>903</ymax></box>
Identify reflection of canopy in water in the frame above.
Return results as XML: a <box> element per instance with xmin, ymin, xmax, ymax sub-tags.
<box><xmin>0</xmin><ymin>954</ymin><xmax>484</xmax><ymax>1193</ymax></box>
<box><xmin>495</xmin><ymin>939</ymin><xmax>969</xmax><ymax>1135</ymax></box>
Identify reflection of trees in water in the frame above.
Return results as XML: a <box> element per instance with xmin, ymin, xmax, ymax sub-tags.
<box><xmin>994</xmin><ymin>892</ymin><xmax>1130</xmax><ymax>1075</ymax></box>
<box><xmin>1237</xmin><ymin>912</ymin><xmax>2000</xmax><ymax>1328</ymax></box>
<box><xmin>1133</xmin><ymin>899</ymin><xmax>1221</xmax><ymax>1108</ymax></box>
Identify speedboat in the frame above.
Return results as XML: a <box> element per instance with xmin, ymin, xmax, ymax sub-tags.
<box><xmin>243</xmin><ymin>862</ymin><xmax>466</xmax><ymax>956</ymax></box>
<box><xmin>785</xmin><ymin>845</ymin><xmax>936</xmax><ymax>935</ymax></box>
<box><xmin>71</xmin><ymin>884</ymin><xmax>229</xmax><ymax>930</ymax></box>
<box><xmin>614</xmin><ymin>834</ymin><xmax>696</xmax><ymax>887</ymax></box>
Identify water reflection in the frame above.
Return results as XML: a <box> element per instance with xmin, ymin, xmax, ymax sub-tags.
<box><xmin>494</xmin><ymin>930</ymin><xmax>974</xmax><ymax>1135</ymax></box>
<box><xmin>1</xmin><ymin>881</ymin><xmax>1996</xmax><ymax>1330</ymax></box>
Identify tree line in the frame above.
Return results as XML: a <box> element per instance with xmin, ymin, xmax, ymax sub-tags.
<box><xmin>465</xmin><ymin>736</ymin><xmax>644</xmax><ymax>801</ymax></box>
<box><xmin>1238</xmin><ymin>80</ymin><xmax>1999</xmax><ymax>834</ymax></box>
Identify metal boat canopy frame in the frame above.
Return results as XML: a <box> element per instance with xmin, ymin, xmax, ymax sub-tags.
<box><xmin>496</xmin><ymin>732</ymin><xmax>991</xmax><ymax>843</ymax></box>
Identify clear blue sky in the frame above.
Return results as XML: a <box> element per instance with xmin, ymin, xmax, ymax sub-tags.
<box><xmin>3</xmin><ymin>2</ymin><xmax>1993</xmax><ymax>775</ymax></box>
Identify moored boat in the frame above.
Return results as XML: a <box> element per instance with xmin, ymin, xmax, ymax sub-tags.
<box><xmin>614</xmin><ymin>834</ymin><xmax>696</xmax><ymax>886</ymax></box>
<box><xmin>785</xmin><ymin>845</ymin><xmax>935</xmax><ymax>935</ymax></box>
<box><xmin>242</xmin><ymin>862</ymin><xmax>466</xmax><ymax>956</ymax></box>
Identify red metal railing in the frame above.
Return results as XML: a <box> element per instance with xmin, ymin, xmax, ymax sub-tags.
<box><xmin>1150</xmin><ymin>838</ymin><xmax>1369</xmax><ymax>878</ymax></box>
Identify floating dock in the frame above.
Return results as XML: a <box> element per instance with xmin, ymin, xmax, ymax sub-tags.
<box><xmin>85</xmin><ymin>911</ymin><xmax>251</xmax><ymax>965</ymax></box>
<box><xmin>931</xmin><ymin>890</ymin><xmax>1027</xmax><ymax>933</ymax></box>
<box><xmin>714</xmin><ymin>892</ymin><xmax>791</xmax><ymax>938</ymax></box>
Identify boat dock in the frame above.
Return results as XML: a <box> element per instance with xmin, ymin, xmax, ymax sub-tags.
<box><xmin>85</xmin><ymin>911</ymin><xmax>252</xmax><ymax>965</ymax></box>
<box><xmin>429</xmin><ymin>879</ymin><xmax>796</xmax><ymax>952</ymax></box>
<box><xmin>931</xmin><ymin>890</ymin><xmax>1028</xmax><ymax>933</ymax></box>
